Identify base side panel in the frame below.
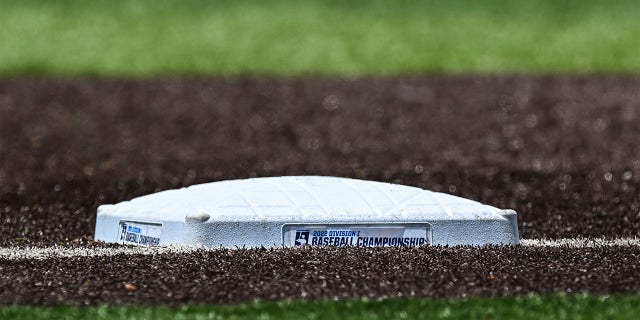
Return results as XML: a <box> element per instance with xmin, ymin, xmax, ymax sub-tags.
<box><xmin>94</xmin><ymin>206</ymin><xmax>186</xmax><ymax>246</ymax></box>
<box><xmin>95</xmin><ymin>210</ymin><xmax>519</xmax><ymax>247</ymax></box>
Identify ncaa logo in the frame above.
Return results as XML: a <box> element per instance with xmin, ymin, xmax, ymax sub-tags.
<box><xmin>294</xmin><ymin>229</ymin><xmax>310</xmax><ymax>246</ymax></box>
<box><xmin>119</xmin><ymin>222</ymin><xmax>128</xmax><ymax>240</ymax></box>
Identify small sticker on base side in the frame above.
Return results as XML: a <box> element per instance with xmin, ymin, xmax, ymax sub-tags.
<box><xmin>118</xmin><ymin>221</ymin><xmax>162</xmax><ymax>246</ymax></box>
<box><xmin>282</xmin><ymin>223</ymin><xmax>431</xmax><ymax>247</ymax></box>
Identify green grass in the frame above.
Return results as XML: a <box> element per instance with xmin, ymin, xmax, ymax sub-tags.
<box><xmin>2</xmin><ymin>294</ymin><xmax>639</xmax><ymax>320</ymax></box>
<box><xmin>0</xmin><ymin>0</ymin><xmax>638</xmax><ymax>76</ymax></box>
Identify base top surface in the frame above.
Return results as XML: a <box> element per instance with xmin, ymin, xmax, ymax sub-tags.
<box><xmin>99</xmin><ymin>176</ymin><xmax>508</xmax><ymax>222</ymax></box>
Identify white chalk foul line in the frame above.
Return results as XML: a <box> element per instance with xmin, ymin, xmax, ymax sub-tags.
<box><xmin>0</xmin><ymin>246</ymin><xmax>199</xmax><ymax>260</ymax></box>
<box><xmin>0</xmin><ymin>238</ymin><xmax>639</xmax><ymax>260</ymax></box>
<box><xmin>519</xmin><ymin>238</ymin><xmax>640</xmax><ymax>247</ymax></box>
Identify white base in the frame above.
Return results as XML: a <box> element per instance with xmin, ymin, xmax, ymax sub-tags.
<box><xmin>95</xmin><ymin>176</ymin><xmax>519</xmax><ymax>247</ymax></box>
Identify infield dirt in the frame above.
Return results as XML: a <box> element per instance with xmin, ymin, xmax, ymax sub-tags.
<box><xmin>2</xmin><ymin>246</ymin><xmax>640</xmax><ymax>305</ymax></box>
<box><xmin>2</xmin><ymin>76</ymin><xmax>638</xmax><ymax>244</ymax></box>
<box><xmin>0</xmin><ymin>76</ymin><xmax>639</xmax><ymax>304</ymax></box>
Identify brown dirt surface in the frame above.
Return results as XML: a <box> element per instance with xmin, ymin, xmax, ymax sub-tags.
<box><xmin>1</xmin><ymin>76</ymin><xmax>638</xmax><ymax>245</ymax></box>
<box><xmin>0</xmin><ymin>76</ymin><xmax>639</xmax><ymax>305</ymax></box>
<box><xmin>1</xmin><ymin>246</ymin><xmax>639</xmax><ymax>305</ymax></box>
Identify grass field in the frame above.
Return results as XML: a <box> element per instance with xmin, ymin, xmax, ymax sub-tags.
<box><xmin>3</xmin><ymin>294</ymin><xmax>639</xmax><ymax>320</ymax></box>
<box><xmin>1</xmin><ymin>0</ymin><xmax>638</xmax><ymax>76</ymax></box>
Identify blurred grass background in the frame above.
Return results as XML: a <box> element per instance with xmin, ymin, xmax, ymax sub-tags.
<box><xmin>1</xmin><ymin>0</ymin><xmax>638</xmax><ymax>77</ymax></box>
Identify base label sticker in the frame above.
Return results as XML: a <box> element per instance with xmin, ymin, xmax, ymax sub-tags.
<box><xmin>118</xmin><ymin>221</ymin><xmax>162</xmax><ymax>246</ymax></box>
<box><xmin>283</xmin><ymin>224</ymin><xmax>430</xmax><ymax>247</ymax></box>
